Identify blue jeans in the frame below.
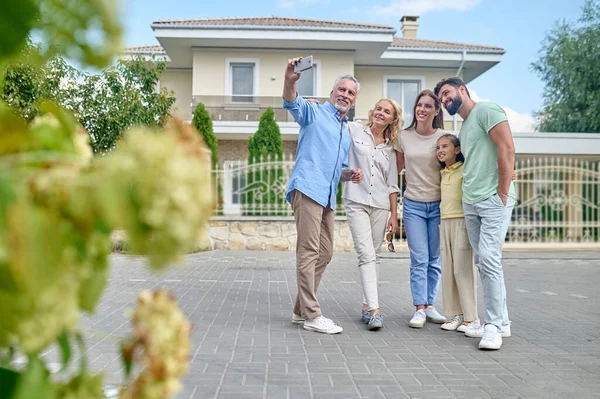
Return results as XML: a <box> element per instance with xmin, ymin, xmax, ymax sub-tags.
<box><xmin>403</xmin><ymin>198</ymin><xmax>442</xmax><ymax>306</ymax></box>
<box><xmin>463</xmin><ymin>194</ymin><xmax>515</xmax><ymax>330</ymax></box>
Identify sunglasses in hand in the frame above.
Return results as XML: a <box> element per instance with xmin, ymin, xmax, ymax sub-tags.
<box><xmin>385</xmin><ymin>231</ymin><xmax>395</xmax><ymax>252</ymax></box>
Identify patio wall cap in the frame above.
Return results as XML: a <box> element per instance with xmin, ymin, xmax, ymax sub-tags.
<box><xmin>211</xmin><ymin>216</ymin><xmax>348</xmax><ymax>222</ymax></box>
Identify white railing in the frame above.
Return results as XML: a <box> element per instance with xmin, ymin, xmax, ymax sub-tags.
<box><xmin>212</xmin><ymin>156</ymin><xmax>599</xmax><ymax>245</ymax></box>
<box><xmin>510</xmin><ymin>158</ymin><xmax>599</xmax><ymax>244</ymax></box>
<box><xmin>215</xmin><ymin>154</ymin><xmax>296</xmax><ymax>216</ymax></box>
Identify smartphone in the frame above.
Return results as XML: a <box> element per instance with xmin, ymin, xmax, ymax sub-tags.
<box><xmin>294</xmin><ymin>56</ymin><xmax>313</xmax><ymax>73</ymax></box>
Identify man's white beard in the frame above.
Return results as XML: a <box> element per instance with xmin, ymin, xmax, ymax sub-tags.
<box><xmin>333</xmin><ymin>101</ymin><xmax>351</xmax><ymax>114</ymax></box>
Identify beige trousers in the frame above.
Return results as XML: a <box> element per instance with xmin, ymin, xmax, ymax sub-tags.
<box><xmin>440</xmin><ymin>217</ymin><xmax>478</xmax><ymax>321</ymax></box>
<box><xmin>290</xmin><ymin>190</ymin><xmax>335</xmax><ymax>319</ymax></box>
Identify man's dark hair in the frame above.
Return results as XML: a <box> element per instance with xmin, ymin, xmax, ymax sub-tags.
<box><xmin>433</xmin><ymin>77</ymin><xmax>471</xmax><ymax>98</ymax></box>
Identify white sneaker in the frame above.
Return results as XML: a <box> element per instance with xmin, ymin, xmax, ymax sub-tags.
<box><xmin>479</xmin><ymin>324</ymin><xmax>502</xmax><ymax>350</ymax></box>
<box><xmin>303</xmin><ymin>316</ymin><xmax>343</xmax><ymax>334</ymax></box>
<box><xmin>408</xmin><ymin>309</ymin><xmax>426</xmax><ymax>328</ymax></box>
<box><xmin>441</xmin><ymin>315</ymin><xmax>464</xmax><ymax>331</ymax></box>
<box><xmin>425</xmin><ymin>306</ymin><xmax>446</xmax><ymax>324</ymax></box>
<box><xmin>292</xmin><ymin>313</ymin><xmax>305</xmax><ymax>325</ymax></box>
<box><xmin>466</xmin><ymin>322</ymin><xmax>511</xmax><ymax>338</ymax></box>
<box><xmin>457</xmin><ymin>318</ymin><xmax>480</xmax><ymax>333</ymax></box>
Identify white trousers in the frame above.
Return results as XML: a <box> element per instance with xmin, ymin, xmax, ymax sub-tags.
<box><xmin>344</xmin><ymin>200</ymin><xmax>389</xmax><ymax>311</ymax></box>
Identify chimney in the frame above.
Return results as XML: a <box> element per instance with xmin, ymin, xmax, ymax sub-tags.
<box><xmin>400</xmin><ymin>15</ymin><xmax>419</xmax><ymax>38</ymax></box>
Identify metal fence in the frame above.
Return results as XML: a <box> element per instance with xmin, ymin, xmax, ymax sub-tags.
<box><xmin>510</xmin><ymin>158</ymin><xmax>599</xmax><ymax>244</ymax></box>
<box><xmin>216</xmin><ymin>155</ymin><xmax>296</xmax><ymax>216</ymax></box>
<box><xmin>212</xmin><ymin>156</ymin><xmax>600</xmax><ymax>245</ymax></box>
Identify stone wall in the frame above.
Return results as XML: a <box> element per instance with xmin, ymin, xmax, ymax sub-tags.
<box><xmin>208</xmin><ymin>216</ymin><xmax>354</xmax><ymax>251</ymax></box>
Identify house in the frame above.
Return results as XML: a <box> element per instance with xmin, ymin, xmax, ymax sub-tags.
<box><xmin>125</xmin><ymin>15</ymin><xmax>600</xmax><ymax>249</ymax></box>
<box><xmin>124</xmin><ymin>15</ymin><xmax>507</xmax><ymax>163</ymax></box>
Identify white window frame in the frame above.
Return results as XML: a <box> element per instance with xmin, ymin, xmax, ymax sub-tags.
<box><xmin>297</xmin><ymin>58</ymin><xmax>322</xmax><ymax>98</ymax></box>
<box><xmin>225</xmin><ymin>58</ymin><xmax>260</xmax><ymax>103</ymax></box>
<box><xmin>383</xmin><ymin>75</ymin><xmax>426</xmax><ymax>126</ymax></box>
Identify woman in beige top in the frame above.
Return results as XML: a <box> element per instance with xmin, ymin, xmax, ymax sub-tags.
<box><xmin>341</xmin><ymin>98</ymin><xmax>402</xmax><ymax>331</ymax></box>
<box><xmin>394</xmin><ymin>89</ymin><xmax>452</xmax><ymax>328</ymax></box>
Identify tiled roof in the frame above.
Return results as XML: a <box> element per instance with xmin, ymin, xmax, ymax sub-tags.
<box><xmin>126</xmin><ymin>21</ymin><xmax>505</xmax><ymax>54</ymax></box>
<box><xmin>151</xmin><ymin>16</ymin><xmax>395</xmax><ymax>31</ymax></box>
<box><xmin>391</xmin><ymin>37</ymin><xmax>504</xmax><ymax>53</ymax></box>
<box><xmin>124</xmin><ymin>45</ymin><xmax>166</xmax><ymax>54</ymax></box>
<box><xmin>124</xmin><ymin>38</ymin><xmax>504</xmax><ymax>55</ymax></box>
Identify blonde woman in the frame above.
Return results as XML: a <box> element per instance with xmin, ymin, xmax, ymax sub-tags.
<box><xmin>341</xmin><ymin>98</ymin><xmax>402</xmax><ymax>330</ymax></box>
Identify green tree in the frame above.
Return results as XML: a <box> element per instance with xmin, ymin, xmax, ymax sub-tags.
<box><xmin>531</xmin><ymin>0</ymin><xmax>600</xmax><ymax>132</ymax></box>
<box><xmin>193</xmin><ymin>102</ymin><xmax>222</xmax><ymax>211</ymax></box>
<box><xmin>0</xmin><ymin>41</ymin><xmax>77</xmax><ymax>122</ymax></box>
<box><xmin>1</xmin><ymin>42</ymin><xmax>46</xmax><ymax>121</ymax></box>
<box><xmin>192</xmin><ymin>103</ymin><xmax>218</xmax><ymax>168</ymax></box>
<box><xmin>246</xmin><ymin>107</ymin><xmax>285</xmax><ymax>215</ymax></box>
<box><xmin>1</xmin><ymin>44</ymin><xmax>176</xmax><ymax>153</ymax></box>
<box><xmin>69</xmin><ymin>57</ymin><xmax>176</xmax><ymax>153</ymax></box>
<box><xmin>248</xmin><ymin>107</ymin><xmax>284</xmax><ymax>161</ymax></box>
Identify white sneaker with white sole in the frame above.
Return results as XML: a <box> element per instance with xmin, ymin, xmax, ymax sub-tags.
<box><xmin>425</xmin><ymin>306</ymin><xmax>446</xmax><ymax>324</ymax></box>
<box><xmin>292</xmin><ymin>313</ymin><xmax>305</xmax><ymax>325</ymax></box>
<box><xmin>466</xmin><ymin>322</ymin><xmax>511</xmax><ymax>338</ymax></box>
<box><xmin>303</xmin><ymin>316</ymin><xmax>343</xmax><ymax>334</ymax></box>
<box><xmin>408</xmin><ymin>309</ymin><xmax>426</xmax><ymax>328</ymax></box>
<box><xmin>441</xmin><ymin>315</ymin><xmax>464</xmax><ymax>331</ymax></box>
<box><xmin>457</xmin><ymin>318</ymin><xmax>481</xmax><ymax>333</ymax></box>
<box><xmin>479</xmin><ymin>324</ymin><xmax>503</xmax><ymax>350</ymax></box>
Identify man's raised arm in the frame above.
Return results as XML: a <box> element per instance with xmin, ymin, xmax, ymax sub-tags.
<box><xmin>283</xmin><ymin>57</ymin><xmax>303</xmax><ymax>102</ymax></box>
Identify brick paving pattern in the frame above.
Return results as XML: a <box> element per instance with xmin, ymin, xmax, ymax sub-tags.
<box><xmin>76</xmin><ymin>251</ymin><xmax>600</xmax><ymax>398</ymax></box>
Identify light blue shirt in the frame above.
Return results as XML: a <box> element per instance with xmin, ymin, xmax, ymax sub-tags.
<box><xmin>284</xmin><ymin>95</ymin><xmax>351</xmax><ymax>210</ymax></box>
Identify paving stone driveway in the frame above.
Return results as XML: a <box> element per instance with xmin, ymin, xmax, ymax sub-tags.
<box><xmin>81</xmin><ymin>251</ymin><xmax>600</xmax><ymax>399</ymax></box>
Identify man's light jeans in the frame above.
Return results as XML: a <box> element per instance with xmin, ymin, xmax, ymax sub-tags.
<box><xmin>463</xmin><ymin>194</ymin><xmax>515</xmax><ymax>330</ymax></box>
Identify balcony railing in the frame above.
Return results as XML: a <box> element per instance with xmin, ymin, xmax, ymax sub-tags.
<box><xmin>191</xmin><ymin>95</ymin><xmax>355</xmax><ymax>122</ymax></box>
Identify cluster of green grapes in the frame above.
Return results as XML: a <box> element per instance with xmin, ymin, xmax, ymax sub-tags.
<box><xmin>0</xmin><ymin>103</ymin><xmax>97</xmax><ymax>353</ymax></box>
<box><xmin>0</xmin><ymin>103</ymin><xmax>211</xmax><ymax>395</ymax></box>
<box><xmin>55</xmin><ymin>372</ymin><xmax>106</xmax><ymax>399</ymax></box>
<box><xmin>120</xmin><ymin>289</ymin><xmax>192</xmax><ymax>399</ymax></box>
<box><xmin>95</xmin><ymin>120</ymin><xmax>214</xmax><ymax>269</ymax></box>
<box><xmin>2</xmin><ymin>0</ymin><xmax>207</xmax><ymax>396</ymax></box>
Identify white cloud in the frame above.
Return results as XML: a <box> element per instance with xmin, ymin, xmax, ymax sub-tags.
<box><xmin>468</xmin><ymin>88</ymin><xmax>536</xmax><ymax>133</ymax></box>
<box><xmin>371</xmin><ymin>0</ymin><xmax>483</xmax><ymax>16</ymax></box>
<box><xmin>276</xmin><ymin>0</ymin><xmax>323</xmax><ymax>9</ymax></box>
<box><xmin>502</xmin><ymin>107</ymin><xmax>536</xmax><ymax>133</ymax></box>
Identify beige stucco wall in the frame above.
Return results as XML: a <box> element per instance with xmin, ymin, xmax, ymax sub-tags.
<box><xmin>160</xmin><ymin>70</ymin><xmax>193</xmax><ymax>120</ymax></box>
<box><xmin>192</xmin><ymin>50</ymin><xmax>355</xmax><ymax>98</ymax></box>
<box><xmin>354</xmin><ymin>67</ymin><xmax>462</xmax><ymax>129</ymax></box>
<box><xmin>171</xmin><ymin>57</ymin><xmax>465</xmax><ymax>134</ymax></box>
<box><xmin>443</xmin><ymin>119</ymin><xmax>463</xmax><ymax>132</ymax></box>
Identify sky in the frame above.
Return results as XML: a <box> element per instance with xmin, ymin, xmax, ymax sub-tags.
<box><xmin>120</xmin><ymin>0</ymin><xmax>588</xmax><ymax>132</ymax></box>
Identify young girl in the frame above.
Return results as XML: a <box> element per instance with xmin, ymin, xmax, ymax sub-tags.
<box><xmin>436</xmin><ymin>134</ymin><xmax>480</xmax><ymax>332</ymax></box>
